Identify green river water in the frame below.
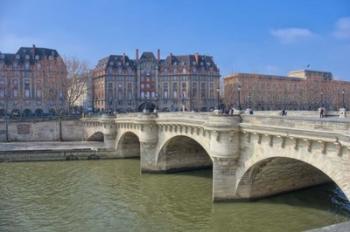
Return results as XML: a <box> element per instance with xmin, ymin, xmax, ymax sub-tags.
<box><xmin>0</xmin><ymin>159</ymin><xmax>349</xmax><ymax>232</ymax></box>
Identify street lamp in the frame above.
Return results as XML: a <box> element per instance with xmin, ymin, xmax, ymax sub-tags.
<box><xmin>216</xmin><ymin>88</ymin><xmax>220</xmax><ymax>110</ymax></box>
<box><xmin>238</xmin><ymin>86</ymin><xmax>241</xmax><ymax>110</ymax></box>
<box><xmin>342</xmin><ymin>89</ymin><xmax>345</xmax><ymax>108</ymax></box>
<box><xmin>248</xmin><ymin>95</ymin><xmax>251</xmax><ymax>109</ymax></box>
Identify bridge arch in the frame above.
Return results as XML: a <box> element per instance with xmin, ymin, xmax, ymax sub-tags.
<box><xmin>156</xmin><ymin>135</ymin><xmax>212</xmax><ymax>172</ymax></box>
<box><xmin>87</xmin><ymin>131</ymin><xmax>104</xmax><ymax>141</ymax></box>
<box><xmin>115</xmin><ymin>131</ymin><xmax>140</xmax><ymax>158</ymax></box>
<box><xmin>235</xmin><ymin>156</ymin><xmax>350</xmax><ymax>202</ymax></box>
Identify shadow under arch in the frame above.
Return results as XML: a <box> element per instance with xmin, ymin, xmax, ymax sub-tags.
<box><xmin>157</xmin><ymin>135</ymin><xmax>212</xmax><ymax>172</ymax></box>
<box><xmin>116</xmin><ymin>131</ymin><xmax>140</xmax><ymax>158</ymax></box>
<box><xmin>87</xmin><ymin>132</ymin><xmax>104</xmax><ymax>141</ymax></box>
<box><xmin>236</xmin><ymin>156</ymin><xmax>350</xmax><ymax>203</ymax></box>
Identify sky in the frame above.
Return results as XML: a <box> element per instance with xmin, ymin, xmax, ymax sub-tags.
<box><xmin>0</xmin><ymin>0</ymin><xmax>350</xmax><ymax>79</ymax></box>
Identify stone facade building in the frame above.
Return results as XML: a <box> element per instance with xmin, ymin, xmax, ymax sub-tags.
<box><xmin>93</xmin><ymin>50</ymin><xmax>220</xmax><ymax>112</ymax></box>
<box><xmin>0</xmin><ymin>45</ymin><xmax>67</xmax><ymax>116</ymax></box>
<box><xmin>224</xmin><ymin>69</ymin><xmax>349</xmax><ymax>110</ymax></box>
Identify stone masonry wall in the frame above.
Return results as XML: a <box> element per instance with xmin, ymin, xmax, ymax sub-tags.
<box><xmin>0</xmin><ymin>119</ymin><xmax>83</xmax><ymax>142</ymax></box>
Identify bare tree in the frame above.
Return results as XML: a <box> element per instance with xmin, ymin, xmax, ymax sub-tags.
<box><xmin>64</xmin><ymin>57</ymin><xmax>90</xmax><ymax>113</ymax></box>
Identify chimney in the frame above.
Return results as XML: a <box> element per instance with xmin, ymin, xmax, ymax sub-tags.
<box><xmin>169</xmin><ymin>52</ymin><xmax>173</xmax><ymax>64</ymax></box>
<box><xmin>157</xmin><ymin>49</ymin><xmax>160</xmax><ymax>61</ymax></box>
<box><xmin>122</xmin><ymin>53</ymin><xmax>126</xmax><ymax>64</ymax></box>
<box><xmin>136</xmin><ymin>49</ymin><xmax>139</xmax><ymax>60</ymax></box>
<box><xmin>194</xmin><ymin>52</ymin><xmax>199</xmax><ymax>63</ymax></box>
<box><xmin>32</xmin><ymin>44</ymin><xmax>36</xmax><ymax>56</ymax></box>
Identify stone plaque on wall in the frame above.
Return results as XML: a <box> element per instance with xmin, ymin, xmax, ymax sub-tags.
<box><xmin>17</xmin><ymin>124</ymin><xmax>31</xmax><ymax>135</ymax></box>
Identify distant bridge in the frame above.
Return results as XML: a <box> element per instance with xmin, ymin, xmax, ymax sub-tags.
<box><xmin>82</xmin><ymin>112</ymin><xmax>350</xmax><ymax>202</ymax></box>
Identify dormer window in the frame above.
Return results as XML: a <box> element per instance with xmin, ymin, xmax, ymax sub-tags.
<box><xmin>49</xmin><ymin>56</ymin><xmax>53</xmax><ymax>60</ymax></box>
<box><xmin>109</xmin><ymin>62</ymin><xmax>114</xmax><ymax>66</ymax></box>
<box><xmin>126</xmin><ymin>62</ymin><xmax>129</xmax><ymax>66</ymax></box>
<box><xmin>35</xmin><ymin>55</ymin><xmax>39</xmax><ymax>60</ymax></box>
<box><xmin>16</xmin><ymin>55</ymin><xmax>20</xmax><ymax>59</ymax></box>
<box><xmin>25</xmin><ymin>55</ymin><xmax>30</xmax><ymax>60</ymax></box>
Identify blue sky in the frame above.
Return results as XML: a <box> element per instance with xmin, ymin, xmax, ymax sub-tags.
<box><xmin>1</xmin><ymin>0</ymin><xmax>350</xmax><ymax>79</ymax></box>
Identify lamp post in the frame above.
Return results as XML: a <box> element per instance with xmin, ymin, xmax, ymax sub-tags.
<box><xmin>5</xmin><ymin>91</ymin><xmax>9</xmax><ymax>142</ymax></box>
<box><xmin>248</xmin><ymin>95</ymin><xmax>251</xmax><ymax>109</ymax></box>
<box><xmin>342</xmin><ymin>89</ymin><xmax>345</xmax><ymax>108</ymax></box>
<box><xmin>216</xmin><ymin>88</ymin><xmax>220</xmax><ymax>110</ymax></box>
<box><xmin>238</xmin><ymin>86</ymin><xmax>241</xmax><ymax>110</ymax></box>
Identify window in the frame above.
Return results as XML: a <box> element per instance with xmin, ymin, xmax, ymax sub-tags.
<box><xmin>118</xmin><ymin>83</ymin><xmax>123</xmax><ymax>100</ymax></box>
<box><xmin>36</xmin><ymin>80</ymin><xmax>42</xmax><ymax>98</ymax></box>
<box><xmin>0</xmin><ymin>79</ymin><xmax>4</xmax><ymax>97</ymax></box>
<box><xmin>200</xmin><ymin>83</ymin><xmax>206</xmax><ymax>98</ymax></box>
<box><xmin>12</xmin><ymin>79</ymin><xmax>18</xmax><ymax>97</ymax></box>
<box><xmin>192</xmin><ymin>83</ymin><xmax>197</xmax><ymax>98</ymax></box>
<box><xmin>209</xmin><ymin>82</ymin><xmax>214</xmax><ymax>98</ymax></box>
<box><xmin>163</xmin><ymin>83</ymin><xmax>168</xmax><ymax>99</ymax></box>
<box><xmin>24</xmin><ymin>80</ymin><xmax>30</xmax><ymax>98</ymax></box>
<box><xmin>108</xmin><ymin>82</ymin><xmax>113</xmax><ymax>100</ymax></box>
<box><xmin>181</xmin><ymin>82</ymin><xmax>187</xmax><ymax>98</ymax></box>
<box><xmin>173</xmin><ymin>83</ymin><xmax>178</xmax><ymax>98</ymax></box>
<box><xmin>141</xmin><ymin>91</ymin><xmax>145</xmax><ymax>98</ymax></box>
<box><xmin>127</xmin><ymin>83</ymin><xmax>132</xmax><ymax>100</ymax></box>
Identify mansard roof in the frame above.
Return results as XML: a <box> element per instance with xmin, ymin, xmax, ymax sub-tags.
<box><xmin>95</xmin><ymin>55</ymin><xmax>137</xmax><ymax>70</ymax></box>
<box><xmin>140</xmin><ymin>52</ymin><xmax>156</xmax><ymax>61</ymax></box>
<box><xmin>94</xmin><ymin>51</ymin><xmax>220</xmax><ymax>73</ymax></box>
<box><xmin>161</xmin><ymin>54</ymin><xmax>219</xmax><ymax>72</ymax></box>
<box><xmin>0</xmin><ymin>46</ymin><xmax>61</xmax><ymax>65</ymax></box>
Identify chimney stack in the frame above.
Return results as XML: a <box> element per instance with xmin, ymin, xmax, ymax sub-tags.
<box><xmin>136</xmin><ymin>49</ymin><xmax>139</xmax><ymax>60</ymax></box>
<box><xmin>122</xmin><ymin>53</ymin><xmax>126</xmax><ymax>64</ymax></box>
<box><xmin>157</xmin><ymin>49</ymin><xmax>160</xmax><ymax>61</ymax></box>
<box><xmin>169</xmin><ymin>52</ymin><xmax>173</xmax><ymax>64</ymax></box>
<box><xmin>194</xmin><ymin>52</ymin><xmax>199</xmax><ymax>64</ymax></box>
<box><xmin>32</xmin><ymin>44</ymin><xmax>36</xmax><ymax>56</ymax></box>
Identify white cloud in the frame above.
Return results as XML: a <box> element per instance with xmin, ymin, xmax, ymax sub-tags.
<box><xmin>271</xmin><ymin>28</ymin><xmax>314</xmax><ymax>44</ymax></box>
<box><xmin>333</xmin><ymin>17</ymin><xmax>350</xmax><ymax>39</ymax></box>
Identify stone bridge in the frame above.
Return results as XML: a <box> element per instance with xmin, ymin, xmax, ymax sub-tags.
<box><xmin>81</xmin><ymin>112</ymin><xmax>350</xmax><ymax>202</ymax></box>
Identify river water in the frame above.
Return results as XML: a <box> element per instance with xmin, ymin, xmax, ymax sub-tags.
<box><xmin>0</xmin><ymin>159</ymin><xmax>349</xmax><ymax>232</ymax></box>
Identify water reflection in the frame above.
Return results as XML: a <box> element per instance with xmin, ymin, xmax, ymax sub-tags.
<box><xmin>0</xmin><ymin>159</ymin><xmax>348</xmax><ymax>232</ymax></box>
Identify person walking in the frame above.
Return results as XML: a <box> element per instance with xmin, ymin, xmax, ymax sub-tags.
<box><xmin>320</xmin><ymin>108</ymin><xmax>324</xmax><ymax>118</ymax></box>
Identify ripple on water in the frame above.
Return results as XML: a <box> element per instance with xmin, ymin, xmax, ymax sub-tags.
<box><xmin>0</xmin><ymin>160</ymin><xmax>349</xmax><ymax>232</ymax></box>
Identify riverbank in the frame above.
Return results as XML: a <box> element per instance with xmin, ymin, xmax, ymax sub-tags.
<box><xmin>306</xmin><ymin>221</ymin><xmax>350</xmax><ymax>231</ymax></box>
<box><xmin>0</xmin><ymin>141</ymin><xmax>116</xmax><ymax>162</ymax></box>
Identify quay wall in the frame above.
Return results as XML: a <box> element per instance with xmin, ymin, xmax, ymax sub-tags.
<box><xmin>0</xmin><ymin>149</ymin><xmax>117</xmax><ymax>162</ymax></box>
<box><xmin>0</xmin><ymin>118</ymin><xmax>83</xmax><ymax>142</ymax></box>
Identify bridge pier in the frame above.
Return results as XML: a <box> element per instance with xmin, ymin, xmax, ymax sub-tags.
<box><xmin>101</xmin><ymin>117</ymin><xmax>116</xmax><ymax>150</ymax></box>
<box><xmin>212</xmin><ymin>157</ymin><xmax>239</xmax><ymax>201</ymax></box>
<box><xmin>205</xmin><ymin>115</ymin><xmax>241</xmax><ymax>201</ymax></box>
<box><xmin>135</xmin><ymin>113</ymin><xmax>160</xmax><ymax>172</ymax></box>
